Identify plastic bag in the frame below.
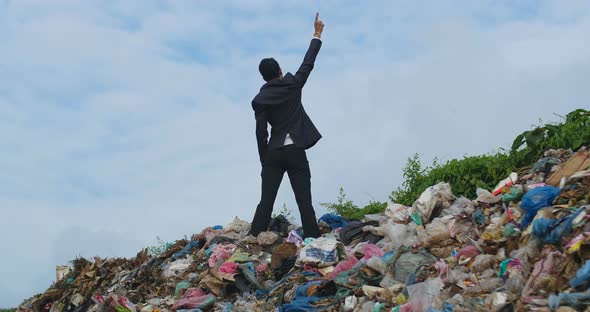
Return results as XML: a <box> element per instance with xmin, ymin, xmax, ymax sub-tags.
<box><xmin>219</xmin><ymin>261</ymin><xmax>239</xmax><ymax>274</ymax></box>
<box><xmin>354</xmin><ymin>243</ymin><xmax>385</xmax><ymax>260</ymax></box>
<box><xmin>502</xmin><ymin>185</ymin><xmax>524</xmax><ymax>202</ymax></box>
<box><xmin>476</xmin><ymin>188</ymin><xmax>502</xmax><ymax>204</ymax></box>
<box><xmin>208</xmin><ymin>244</ymin><xmax>236</xmax><ymax>268</ymax></box>
<box><xmin>519</xmin><ymin>186</ymin><xmax>561</xmax><ymax>229</ymax></box>
<box><xmin>470</xmin><ymin>254</ymin><xmax>496</xmax><ymax>273</ymax></box>
<box><xmin>366</xmin><ymin>257</ymin><xmax>387</xmax><ymax>275</ymax></box>
<box><xmin>570</xmin><ymin>259</ymin><xmax>590</xmax><ymax>289</ymax></box>
<box><xmin>163</xmin><ymin>256</ymin><xmax>193</xmax><ymax>278</ymax></box>
<box><xmin>423</xmin><ymin>217</ymin><xmax>453</xmax><ymax>246</ymax></box>
<box><xmin>441</xmin><ymin>197</ymin><xmax>475</xmax><ymax>217</ymax></box>
<box><xmin>257</xmin><ymin>231</ymin><xmax>279</xmax><ymax>246</ymax></box>
<box><xmin>533</xmin><ymin>207</ymin><xmax>584</xmax><ymax>244</ymax></box>
<box><xmin>385</xmin><ymin>204</ymin><xmax>412</xmax><ymax>224</ymax></box>
<box><xmin>286</xmin><ymin>230</ymin><xmax>304</xmax><ymax>247</ymax></box>
<box><xmin>175</xmin><ymin>281</ymin><xmax>192</xmax><ymax>297</ymax></box>
<box><xmin>412</xmin><ymin>183</ymin><xmax>456</xmax><ymax>222</ymax></box>
<box><xmin>394</xmin><ymin>250</ymin><xmax>438</xmax><ymax>283</ymax></box>
<box><xmin>331</xmin><ymin>256</ymin><xmax>359</xmax><ymax>278</ymax></box>
<box><xmin>405</xmin><ymin>278</ymin><xmax>444</xmax><ymax>311</ymax></box>
<box><xmin>548</xmin><ymin>289</ymin><xmax>590</xmax><ymax>310</ymax></box>
<box><xmin>318</xmin><ymin>213</ymin><xmax>348</xmax><ymax>229</ymax></box>
<box><xmin>298</xmin><ymin>237</ymin><xmax>342</xmax><ymax>267</ymax></box>
<box><xmin>172</xmin><ymin>288</ymin><xmax>216</xmax><ymax>310</ymax></box>
<box><xmin>224</xmin><ymin>217</ymin><xmax>251</xmax><ymax>235</ymax></box>
<box><xmin>364</xmin><ymin>220</ymin><xmax>417</xmax><ymax>248</ymax></box>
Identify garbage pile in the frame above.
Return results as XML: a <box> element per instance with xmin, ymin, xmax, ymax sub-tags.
<box><xmin>18</xmin><ymin>148</ymin><xmax>590</xmax><ymax>312</ymax></box>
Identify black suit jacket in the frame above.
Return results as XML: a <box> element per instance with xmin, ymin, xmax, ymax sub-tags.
<box><xmin>252</xmin><ymin>38</ymin><xmax>322</xmax><ymax>164</ymax></box>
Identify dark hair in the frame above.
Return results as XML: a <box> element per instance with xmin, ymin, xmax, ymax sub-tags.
<box><xmin>259</xmin><ymin>58</ymin><xmax>281</xmax><ymax>81</ymax></box>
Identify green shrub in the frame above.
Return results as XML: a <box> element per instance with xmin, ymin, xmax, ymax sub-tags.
<box><xmin>320</xmin><ymin>187</ymin><xmax>387</xmax><ymax>221</ymax></box>
<box><xmin>324</xmin><ymin>109</ymin><xmax>590</xmax><ymax>219</ymax></box>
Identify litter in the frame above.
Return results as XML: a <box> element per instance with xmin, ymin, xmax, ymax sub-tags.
<box><xmin>18</xmin><ymin>146</ymin><xmax>590</xmax><ymax>312</ymax></box>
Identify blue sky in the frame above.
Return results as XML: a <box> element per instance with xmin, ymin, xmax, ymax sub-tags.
<box><xmin>1</xmin><ymin>0</ymin><xmax>590</xmax><ymax>307</ymax></box>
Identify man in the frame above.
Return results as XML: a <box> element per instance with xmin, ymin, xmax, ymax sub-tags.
<box><xmin>249</xmin><ymin>13</ymin><xmax>325</xmax><ymax>239</ymax></box>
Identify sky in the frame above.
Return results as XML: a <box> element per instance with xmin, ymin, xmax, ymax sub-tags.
<box><xmin>1</xmin><ymin>0</ymin><xmax>589</xmax><ymax>307</ymax></box>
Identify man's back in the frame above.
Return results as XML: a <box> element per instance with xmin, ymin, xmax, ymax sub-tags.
<box><xmin>252</xmin><ymin>38</ymin><xmax>323</xmax><ymax>160</ymax></box>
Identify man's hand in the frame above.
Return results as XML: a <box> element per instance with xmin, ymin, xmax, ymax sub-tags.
<box><xmin>314</xmin><ymin>12</ymin><xmax>324</xmax><ymax>38</ymax></box>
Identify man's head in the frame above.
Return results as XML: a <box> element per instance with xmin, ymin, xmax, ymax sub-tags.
<box><xmin>259</xmin><ymin>58</ymin><xmax>283</xmax><ymax>82</ymax></box>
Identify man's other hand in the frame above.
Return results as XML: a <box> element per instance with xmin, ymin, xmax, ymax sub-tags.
<box><xmin>314</xmin><ymin>12</ymin><xmax>324</xmax><ymax>38</ymax></box>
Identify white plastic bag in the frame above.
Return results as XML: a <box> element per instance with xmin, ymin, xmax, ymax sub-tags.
<box><xmin>412</xmin><ymin>182</ymin><xmax>456</xmax><ymax>222</ymax></box>
<box><xmin>476</xmin><ymin>188</ymin><xmax>502</xmax><ymax>204</ymax></box>
<box><xmin>162</xmin><ymin>255</ymin><xmax>193</xmax><ymax>278</ymax></box>
<box><xmin>384</xmin><ymin>204</ymin><xmax>412</xmax><ymax>224</ymax></box>
<box><xmin>297</xmin><ymin>237</ymin><xmax>341</xmax><ymax>267</ymax></box>
<box><xmin>363</xmin><ymin>220</ymin><xmax>417</xmax><ymax>248</ymax></box>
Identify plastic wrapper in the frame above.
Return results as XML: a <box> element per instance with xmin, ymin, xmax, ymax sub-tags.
<box><xmin>412</xmin><ymin>182</ymin><xmax>456</xmax><ymax>222</ymax></box>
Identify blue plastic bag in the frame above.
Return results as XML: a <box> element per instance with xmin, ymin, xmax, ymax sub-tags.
<box><xmin>519</xmin><ymin>186</ymin><xmax>560</xmax><ymax>229</ymax></box>
<box><xmin>318</xmin><ymin>213</ymin><xmax>348</xmax><ymax>229</ymax></box>
<box><xmin>570</xmin><ymin>260</ymin><xmax>590</xmax><ymax>289</ymax></box>
<box><xmin>549</xmin><ymin>289</ymin><xmax>590</xmax><ymax>310</ymax></box>
<box><xmin>533</xmin><ymin>208</ymin><xmax>584</xmax><ymax>244</ymax></box>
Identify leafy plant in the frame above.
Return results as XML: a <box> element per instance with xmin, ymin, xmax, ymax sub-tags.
<box><xmin>273</xmin><ymin>203</ymin><xmax>296</xmax><ymax>223</ymax></box>
<box><xmin>321</xmin><ymin>187</ymin><xmax>387</xmax><ymax>220</ymax></box>
<box><xmin>146</xmin><ymin>236</ymin><xmax>170</xmax><ymax>257</ymax></box>
<box><xmin>325</xmin><ymin>109</ymin><xmax>590</xmax><ymax>220</ymax></box>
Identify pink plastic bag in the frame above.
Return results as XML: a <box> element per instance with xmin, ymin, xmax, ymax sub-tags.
<box><xmin>456</xmin><ymin>245</ymin><xmax>480</xmax><ymax>261</ymax></box>
<box><xmin>256</xmin><ymin>262</ymin><xmax>268</xmax><ymax>273</ymax></box>
<box><xmin>331</xmin><ymin>256</ymin><xmax>359</xmax><ymax>278</ymax></box>
<box><xmin>218</xmin><ymin>261</ymin><xmax>239</xmax><ymax>274</ymax></box>
<box><xmin>208</xmin><ymin>244</ymin><xmax>236</xmax><ymax>268</ymax></box>
<box><xmin>358</xmin><ymin>243</ymin><xmax>384</xmax><ymax>260</ymax></box>
<box><xmin>172</xmin><ymin>288</ymin><xmax>216</xmax><ymax>310</ymax></box>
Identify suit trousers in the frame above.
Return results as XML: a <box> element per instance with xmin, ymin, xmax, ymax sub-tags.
<box><xmin>250</xmin><ymin>145</ymin><xmax>321</xmax><ymax>239</ymax></box>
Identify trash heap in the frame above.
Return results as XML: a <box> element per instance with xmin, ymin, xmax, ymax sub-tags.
<box><xmin>18</xmin><ymin>148</ymin><xmax>590</xmax><ymax>312</ymax></box>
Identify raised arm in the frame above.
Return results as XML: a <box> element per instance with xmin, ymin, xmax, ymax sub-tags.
<box><xmin>294</xmin><ymin>13</ymin><xmax>325</xmax><ymax>88</ymax></box>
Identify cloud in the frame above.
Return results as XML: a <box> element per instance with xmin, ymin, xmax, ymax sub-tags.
<box><xmin>1</xmin><ymin>0</ymin><xmax>590</xmax><ymax>307</ymax></box>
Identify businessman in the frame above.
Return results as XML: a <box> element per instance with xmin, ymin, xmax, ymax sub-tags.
<box><xmin>249</xmin><ymin>13</ymin><xmax>325</xmax><ymax>239</ymax></box>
